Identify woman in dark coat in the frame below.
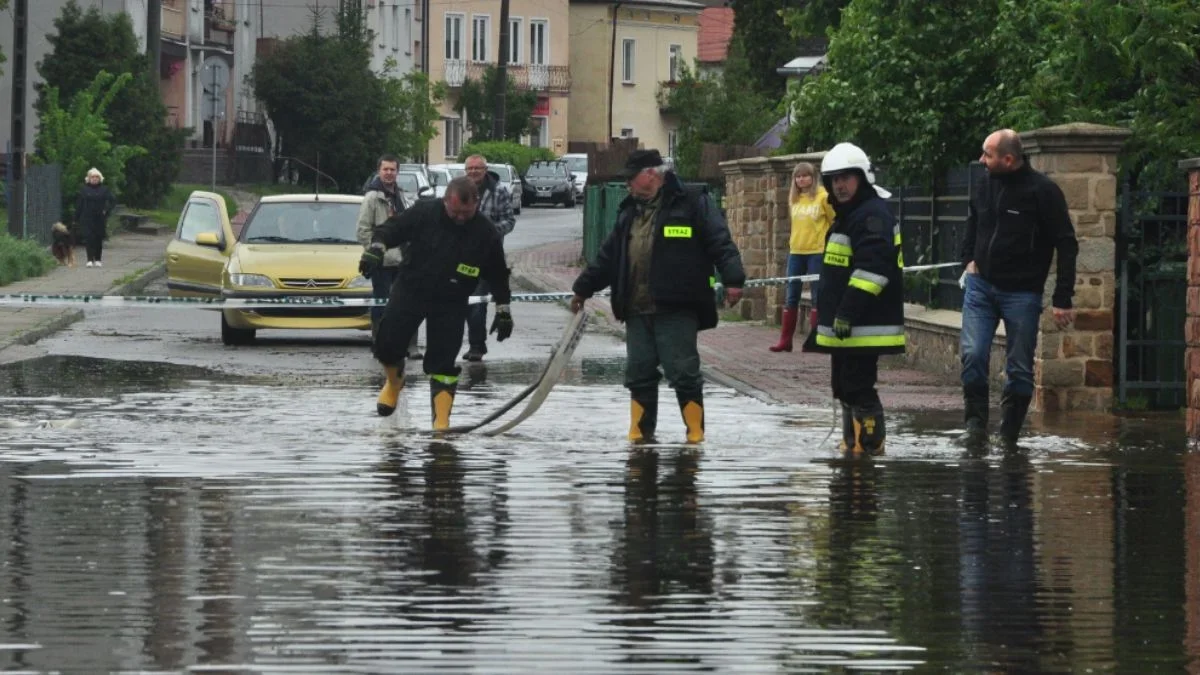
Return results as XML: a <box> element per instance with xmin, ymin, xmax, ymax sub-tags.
<box><xmin>75</xmin><ymin>167</ymin><xmax>116</xmax><ymax>267</ymax></box>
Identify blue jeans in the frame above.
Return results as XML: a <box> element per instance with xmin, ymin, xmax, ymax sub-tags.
<box><xmin>785</xmin><ymin>253</ymin><xmax>822</xmax><ymax>308</ymax></box>
<box><xmin>960</xmin><ymin>274</ymin><xmax>1042</xmax><ymax>396</ymax></box>
<box><xmin>371</xmin><ymin>266</ymin><xmax>397</xmax><ymax>326</ymax></box>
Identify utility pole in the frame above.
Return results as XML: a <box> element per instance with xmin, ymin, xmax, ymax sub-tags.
<box><xmin>8</xmin><ymin>0</ymin><xmax>28</xmax><ymax>237</ymax></box>
<box><xmin>147</xmin><ymin>0</ymin><xmax>162</xmax><ymax>90</ymax></box>
<box><xmin>492</xmin><ymin>0</ymin><xmax>510</xmax><ymax>141</ymax></box>
<box><xmin>209</xmin><ymin>65</ymin><xmax>218</xmax><ymax>192</ymax></box>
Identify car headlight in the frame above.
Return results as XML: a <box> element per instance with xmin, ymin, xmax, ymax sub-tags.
<box><xmin>228</xmin><ymin>273</ymin><xmax>274</xmax><ymax>288</ymax></box>
<box><xmin>347</xmin><ymin>275</ymin><xmax>372</xmax><ymax>288</ymax></box>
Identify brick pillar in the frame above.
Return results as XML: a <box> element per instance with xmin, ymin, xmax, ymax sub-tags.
<box><xmin>1021</xmin><ymin>123</ymin><xmax>1130</xmax><ymax>412</ymax></box>
<box><xmin>1182</xmin><ymin>157</ymin><xmax>1200</xmax><ymax>442</ymax></box>
<box><xmin>721</xmin><ymin>151</ymin><xmax>827</xmax><ymax>323</ymax></box>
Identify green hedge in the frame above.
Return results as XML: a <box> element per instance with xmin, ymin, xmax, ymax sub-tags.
<box><xmin>458</xmin><ymin>141</ymin><xmax>556</xmax><ymax>175</ymax></box>
<box><xmin>0</xmin><ymin>234</ymin><xmax>56</xmax><ymax>287</ymax></box>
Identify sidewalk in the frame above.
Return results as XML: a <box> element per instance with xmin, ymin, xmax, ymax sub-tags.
<box><xmin>511</xmin><ymin>239</ymin><xmax>962</xmax><ymax>411</ymax></box>
<box><xmin>0</xmin><ymin>231</ymin><xmax>169</xmax><ymax>354</ymax></box>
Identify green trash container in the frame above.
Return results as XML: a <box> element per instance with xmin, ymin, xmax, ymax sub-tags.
<box><xmin>582</xmin><ymin>185</ymin><xmax>604</xmax><ymax>264</ymax></box>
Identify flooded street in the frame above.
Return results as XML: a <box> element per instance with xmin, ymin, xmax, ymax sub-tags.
<box><xmin>0</xmin><ymin>211</ymin><xmax>1194</xmax><ymax>672</ymax></box>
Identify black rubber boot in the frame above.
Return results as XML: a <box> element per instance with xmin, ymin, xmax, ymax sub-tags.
<box><xmin>852</xmin><ymin>404</ymin><xmax>887</xmax><ymax>457</ymax></box>
<box><xmin>837</xmin><ymin>403</ymin><xmax>857</xmax><ymax>455</ymax></box>
<box><xmin>960</xmin><ymin>385</ymin><xmax>990</xmax><ymax>448</ymax></box>
<box><xmin>998</xmin><ymin>391</ymin><xmax>1032</xmax><ymax>449</ymax></box>
<box><xmin>628</xmin><ymin>388</ymin><xmax>659</xmax><ymax>442</ymax></box>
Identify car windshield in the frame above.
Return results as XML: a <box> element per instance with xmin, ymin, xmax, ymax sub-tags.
<box><xmin>398</xmin><ymin>173</ymin><xmax>422</xmax><ymax>193</ymax></box>
<box><xmin>564</xmin><ymin>156</ymin><xmax>588</xmax><ymax>173</ymax></box>
<box><xmin>526</xmin><ymin>163</ymin><xmax>566</xmax><ymax>179</ymax></box>
<box><xmin>242</xmin><ymin>202</ymin><xmax>361</xmax><ymax>244</ymax></box>
<box><xmin>429</xmin><ymin>170</ymin><xmax>450</xmax><ymax>187</ymax></box>
<box><xmin>492</xmin><ymin>165</ymin><xmax>513</xmax><ymax>182</ymax></box>
<box><xmin>447</xmin><ymin>168</ymin><xmax>466</xmax><ymax>178</ymax></box>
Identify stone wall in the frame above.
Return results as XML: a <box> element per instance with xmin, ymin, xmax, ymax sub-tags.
<box><xmin>1183</xmin><ymin>158</ymin><xmax>1200</xmax><ymax>441</ymax></box>
<box><xmin>1022</xmin><ymin>123</ymin><xmax>1128</xmax><ymax>412</ymax></box>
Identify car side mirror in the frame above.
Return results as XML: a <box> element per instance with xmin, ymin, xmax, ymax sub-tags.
<box><xmin>195</xmin><ymin>231</ymin><xmax>223</xmax><ymax>249</ymax></box>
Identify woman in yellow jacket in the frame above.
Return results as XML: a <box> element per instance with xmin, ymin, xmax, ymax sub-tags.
<box><xmin>770</xmin><ymin>162</ymin><xmax>836</xmax><ymax>352</ymax></box>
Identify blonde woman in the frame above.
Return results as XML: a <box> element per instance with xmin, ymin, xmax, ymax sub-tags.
<box><xmin>74</xmin><ymin>168</ymin><xmax>116</xmax><ymax>267</ymax></box>
<box><xmin>769</xmin><ymin>162</ymin><xmax>835</xmax><ymax>352</ymax></box>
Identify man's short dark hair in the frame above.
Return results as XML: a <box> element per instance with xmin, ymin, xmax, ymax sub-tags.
<box><xmin>446</xmin><ymin>176</ymin><xmax>479</xmax><ymax>203</ymax></box>
<box><xmin>378</xmin><ymin>153</ymin><xmax>400</xmax><ymax>169</ymax></box>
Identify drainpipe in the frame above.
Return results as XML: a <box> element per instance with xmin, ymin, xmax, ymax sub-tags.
<box><xmin>608</xmin><ymin>2</ymin><xmax>621</xmax><ymax>143</ymax></box>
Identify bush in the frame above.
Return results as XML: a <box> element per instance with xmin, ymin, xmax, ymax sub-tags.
<box><xmin>0</xmin><ymin>234</ymin><xmax>56</xmax><ymax>287</ymax></box>
<box><xmin>458</xmin><ymin>141</ymin><xmax>556</xmax><ymax>175</ymax></box>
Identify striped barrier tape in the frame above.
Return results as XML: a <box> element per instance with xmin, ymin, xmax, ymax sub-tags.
<box><xmin>0</xmin><ymin>262</ymin><xmax>959</xmax><ymax>310</ymax></box>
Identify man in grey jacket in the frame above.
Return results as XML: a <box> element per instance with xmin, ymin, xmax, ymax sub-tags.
<box><xmin>357</xmin><ymin>154</ymin><xmax>421</xmax><ymax>358</ymax></box>
<box><xmin>462</xmin><ymin>154</ymin><xmax>516</xmax><ymax>361</ymax></box>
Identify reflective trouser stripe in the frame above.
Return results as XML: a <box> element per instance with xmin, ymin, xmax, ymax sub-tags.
<box><xmin>815</xmin><ymin>333</ymin><xmax>906</xmax><ymax>348</ymax></box>
<box><xmin>431</xmin><ymin>374</ymin><xmax>459</xmax><ymax>385</ymax></box>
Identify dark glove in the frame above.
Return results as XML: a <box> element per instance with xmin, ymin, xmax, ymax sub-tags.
<box><xmin>359</xmin><ymin>243</ymin><xmax>385</xmax><ymax>279</ymax></box>
<box><xmin>833</xmin><ymin>316</ymin><xmax>852</xmax><ymax>339</ymax></box>
<box><xmin>489</xmin><ymin>305</ymin><xmax>514</xmax><ymax>342</ymax></box>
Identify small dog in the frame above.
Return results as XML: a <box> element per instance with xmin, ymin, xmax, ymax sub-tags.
<box><xmin>51</xmin><ymin>222</ymin><xmax>76</xmax><ymax>267</ymax></box>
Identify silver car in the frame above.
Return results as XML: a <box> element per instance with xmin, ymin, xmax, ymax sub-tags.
<box><xmin>490</xmin><ymin>163</ymin><xmax>523</xmax><ymax>215</ymax></box>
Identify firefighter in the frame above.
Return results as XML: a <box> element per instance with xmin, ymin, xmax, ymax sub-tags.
<box><xmin>359</xmin><ymin>176</ymin><xmax>514</xmax><ymax>430</ymax></box>
<box><xmin>802</xmin><ymin>143</ymin><xmax>905</xmax><ymax>456</ymax></box>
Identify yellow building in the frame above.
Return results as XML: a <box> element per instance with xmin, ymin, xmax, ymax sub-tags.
<box><xmin>568</xmin><ymin>0</ymin><xmax>701</xmax><ymax>158</ymax></box>
<box><xmin>426</xmin><ymin>0</ymin><xmax>572</xmax><ymax>163</ymax></box>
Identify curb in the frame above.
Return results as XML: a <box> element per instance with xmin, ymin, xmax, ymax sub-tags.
<box><xmin>0</xmin><ymin>259</ymin><xmax>166</xmax><ymax>354</ymax></box>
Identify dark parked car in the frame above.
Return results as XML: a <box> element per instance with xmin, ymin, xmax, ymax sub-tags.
<box><xmin>522</xmin><ymin>161</ymin><xmax>576</xmax><ymax>208</ymax></box>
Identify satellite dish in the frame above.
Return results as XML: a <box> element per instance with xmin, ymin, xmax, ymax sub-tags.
<box><xmin>201</xmin><ymin>57</ymin><xmax>230</xmax><ymax>121</ymax></box>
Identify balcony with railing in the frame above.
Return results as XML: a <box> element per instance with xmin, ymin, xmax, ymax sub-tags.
<box><xmin>443</xmin><ymin>61</ymin><xmax>571</xmax><ymax>95</ymax></box>
<box><xmin>161</xmin><ymin>3</ymin><xmax>185</xmax><ymax>39</ymax></box>
<box><xmin>204</xmin><ymin>1</ymin><xmax>236</xmax><ymax>48</ymax></box>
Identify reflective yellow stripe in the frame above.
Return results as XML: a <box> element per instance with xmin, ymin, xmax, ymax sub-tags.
<box><xmin>664</xmin><ymin>225</ymin><xmax>693</xmax><ymax>238</ymax></box>
<box><xmin>824</xmin><ymin>252</ymin><xmax>850</xmax><ymax>267</ymax></box>
<box><xmin>826</xmin><ymin>242</ymin><xmax>853</xmax><ymax>256</ymax></box>
<box><xmin>848</xmin><ymin>276</ymin><xmax>884</xmax><ymax>295</ymax></box>
<box><xmin>431</xmin><ymin>374</ymin><xmax>459</xmax><ymax>385</ymax></box>
<box><xmin>456</xmin><ymin>263</ymin><xmax>480</xmax><ymax>277</ymax></box>
<box><xmin>894</xmin><ymin>226</ymin><xmax>904</xmax><ymax>268</ymax></box>
<box><xmin>708</xmin><ymin>276</ymin><xmax>716</xmax><ymax>287</ymax></box>
<box><xmin>815</xmin><ymin>334</ymin><xmax>906</xmax><ymax>348</ymax></box>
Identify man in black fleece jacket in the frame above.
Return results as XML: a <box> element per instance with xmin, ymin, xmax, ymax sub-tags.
<box><xmin>959</xmin><ymin>129</ymin><xmax>1078</xmax><ymax>448</ymax></box>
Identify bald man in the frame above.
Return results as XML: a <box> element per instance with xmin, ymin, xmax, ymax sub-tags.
<box><xmin>959</xmin><ymin>129</ymin><xmax>1078</xmax><ymax>449</ymax></box>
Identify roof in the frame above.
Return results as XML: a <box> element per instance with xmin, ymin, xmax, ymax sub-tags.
<box><xmin>755</xmin><ymin>116</ymin><xmax>791</xmax><ymax>151</ymax></box>
<box><xmin>698</xmin><ymin>7</ymin><xmax>734</xmax><ymax>63</ymax></box>
<box><xmin>259</xmin><ymin>194</ymin><xmax>363</xmax><ymax>203</ymax></box>
<box><xmin>571</xmin><ymin>0</ymin><xmax>704</xmax><ymax>10</ymax></box>
<box><xmin>777</xmin><ymin>55</ymin><xmax>827</xmax><ymax>76</ymax></box>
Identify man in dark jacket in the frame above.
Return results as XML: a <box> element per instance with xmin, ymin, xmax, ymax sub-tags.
<box><xmin>462</xmin><ymin>154</ymin><xmax>516</xmax><ymax>362</ymax></box>
<box><xmin>360</xmin><ymin>176</ymin><xmax>514</xmax><ymax>430</ymax></box>
<box><xmin>960</xmin><ymin>129</ymin><xmax>1077</xmax><ymax>448</ymax></box>
<box><xmin>570</xmin><ymin>149</ymin><xmax>745</xmax><ymax>444</ymax></box>
<box><xmin>802</xmin><ymin>143</ymin><xmax>905</xmax><ymax>457</ymax></box>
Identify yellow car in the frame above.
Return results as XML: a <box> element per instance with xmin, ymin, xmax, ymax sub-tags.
<box><xmin>165</xmin><ymin>191</ymin><xmax>374</xmax><ymax>345</ymax></box>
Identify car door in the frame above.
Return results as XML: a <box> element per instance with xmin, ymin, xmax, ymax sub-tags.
<box><xmin>165</xmin><ymin>192</ymin><xmax>236</xmax><ymax>297</ymax></box>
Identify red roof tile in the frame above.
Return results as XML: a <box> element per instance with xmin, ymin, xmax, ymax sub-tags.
<box><xmin>697</xmin><ymin>7</ymin><xmax>734</xmax><ymax>64</ymax></box>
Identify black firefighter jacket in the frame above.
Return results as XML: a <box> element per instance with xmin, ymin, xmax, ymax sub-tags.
<box><xmin>803</xmin><ymin>186</ymin><xmax>906</xmax><ymax>356</ymax></box>
<box><xmin>371</xmin><ymin>198</ymin><xmax>512</xmax><ymax>305</ymax></box>
<box><xmin>572</xmin><ymin>172</ymin><xmax>746</xmax><ymax>330</ymax></box>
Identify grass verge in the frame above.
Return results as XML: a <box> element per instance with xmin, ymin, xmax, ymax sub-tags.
<box><xmin>116</xmin><ymin>183</ymin><xmax>239</xmax><ymax>232</ymax></box>
<box><xmin>0</xmin><ymin>233</ymin><xmax>56</xmax><ymax>287</ymax></box>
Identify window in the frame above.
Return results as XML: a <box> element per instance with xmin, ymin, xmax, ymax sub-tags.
<box><xmin>667</xmin><ymin>130</ymin><xmax>678</xmax><ymax>158</ymax></box>
<box><xmin>178</xmin><ymin>200</ymin><xmax>219</xmax><ymax>243</ymax></box>
<box><xmin>445</xmin><ymin>13</ymin><xmax>463</xmax><ymax>61</ymax></box>
<box><xmin>471</xmin><ymin>15</ymin><xmax>489</xmax><ymax>62</ymax></box>
<box><xmin>668</xmin><ymin>44</ymin><xmax>683</xmax><ymax>82</ymax></box>
<box><xmin>530</xmin><ymin>20</ymin><xmax>548</xmax><ymax>65</ymax></box>
<box><xmin>530</xmin><ymin>117</ymin><xmax>549</xmax><ymax>148</ymax></box>
<box><xmin>444</xmin><ymin>117</ymin><xmax>462</xmax><ymax>159</ymax></box>
<box><xmin>621</xmin><ymin>38</ymin><xmax>635</xmax><ymax>83</ymax></box>
<box><xmin>391</xmin><ymin>5</ymin><xmax>399</xmax><ymax>50</ymax></box>
<box><xmin>378</xmin><ymin>3</ymin><xmax>387</xmax><ymax>48</ymax></box>
<box><xmin>404</xmin><ymin>8</ymin><xmax>412</xmax><ymax>54</ymax></box>
<box><xmin>620</xmin><ymin>127</ymin><xmax>634</xmax><ymax>139</ymax></box>
<box><xmin>508</xmin><ymin>17</ymin><xmax>522</xmax><ymax>63</ymax></box>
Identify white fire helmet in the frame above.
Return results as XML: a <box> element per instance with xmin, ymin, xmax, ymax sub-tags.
<box><xmin>820</xmin><ymin>142</ymin><xmax>891</xmax><ymax>198</ymax></box>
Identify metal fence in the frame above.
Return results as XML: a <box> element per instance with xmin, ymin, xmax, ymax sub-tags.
<box><xmin>1117</xmin><ymin>186</ymin><xmax>1189</xmax><ymax>409</ymax></box>
<box><xmin>4</xmin><ymin>159</ymin><xmax>63</xmax><ymax>246</ymax></box>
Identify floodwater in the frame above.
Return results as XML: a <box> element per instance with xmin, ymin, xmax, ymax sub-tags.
<box><xmin>0</xmin><ymin>354</ymin><xmax>1194</xmax><ymax>672</ymax></box>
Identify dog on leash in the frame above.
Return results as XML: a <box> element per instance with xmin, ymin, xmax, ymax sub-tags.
<box><xmin>51</xmin><ymin>222</ymin><xmax>76</xmax><ymax>267</ymax></box>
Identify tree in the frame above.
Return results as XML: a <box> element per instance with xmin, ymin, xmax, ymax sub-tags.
<box><xmin>35</xmin><ymin>71</ymin><xmax>146</xmax><ymax>221</ymax></box>
<box><xmin>0</xmin><ymin>0</ymin><xmax>8</xmax><ymax>76</ymax></box>
<box><xmin>379</xmin><ymin>63</ymin><xmax>447</xmax><ymax>161</ymax></box>
<box><xmin>659</xmin><ymin>45</ymin><xmax>779</xmax><ymax>179</ymax></box>
<box><xmin>454</xmin><ymin>65</ymin><xmax>537</xmax><ymax>143</ymax></box>
<box><xmin>35</xmin><ymin>1</ymin><xmax>187</xmax><ymax>207</ymax></box>
<box><xmin>731</xmin><ymin>0</ymin><xmax>812</xmax><ymax>100</ymax></box>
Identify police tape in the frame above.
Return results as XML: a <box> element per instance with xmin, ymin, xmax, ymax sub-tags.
<box><xmin>0</xmin><ymin>262</ymin><xmax>960</xmax><ymax>310</ymax></box>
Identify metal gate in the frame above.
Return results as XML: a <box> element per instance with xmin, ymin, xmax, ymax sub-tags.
<box><xmin>1117</xmin><ymin>186</ymin><xmax>1189</xmax><ymax>409</ymax></box>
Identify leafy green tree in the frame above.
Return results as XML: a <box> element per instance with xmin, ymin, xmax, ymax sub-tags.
<box><xmin>782</xmin><ymin>0</ymin><xmax>850</xmax><ymax>37</ymax></box>
<box><xmin>454</xmin><ymin>65</ymin><xmax>538</xmax><ymax>142</ymax></box>
<box><xmin>659</xmin><ymin>46</ymin><xmax>779</xmax><ymax>179</ymax></box>
<box><xmin>379</xmin><ymin>64</ymin><xmax>447</xmax><ymax>161</ymax></box>
<box><xmin>457</xmin><ymin>140</ymin><xmax>555</xmax><ymax>174</ymax></box>
<box><xmin>35</xmin><ymin>0</ymin><xmax>187</xmax><ymax>207</ymax></box>
<box><xmin>731</xmin><ymin>0</ymin><xmax>811</xmax><ymax>100</ymax></box>
<box><xmin>35</xmin><ymin>71</ymin><xmax>146</xmax><ymax>220</ymax></box>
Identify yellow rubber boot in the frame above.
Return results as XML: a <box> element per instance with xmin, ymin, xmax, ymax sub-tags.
<box><xmin>851</xmin><ymin>407</ymin><xmax>886</xmax><ymax>457</ymax></box>
<box><xmin>376</xmin><ymin>365</ymin><xmax>404</xmax><ymax>417</ymax></box>
<box><xmin>430</xmin><ymin>376</ymin><xmax>458</xmax><ymax>431</ymax></box>
<box><xmin>677</xmin><ymin>394</ymin><xmax>705</xmax><ymax>444</ymax></box>
<box><xmin>628</xmin><ymin>390</ymin><xmax>658</xmax><ymax>442</ymax></box>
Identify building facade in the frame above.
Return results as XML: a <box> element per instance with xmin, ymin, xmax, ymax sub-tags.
<box><xmin>567</xmin><ymin>0</ymin><xmax>701</xmax><ymax>157</ymax></box>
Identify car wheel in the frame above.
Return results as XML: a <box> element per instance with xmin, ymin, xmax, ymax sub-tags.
<box><xmin>221</xmin><ymin>314</ymin><xmax>256</xmax><ymax>346</ymax></box>
<box><xmin>565</xmin><ymin>196</ymin><xmax>576</xmax><ymax>208</ymax></box>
